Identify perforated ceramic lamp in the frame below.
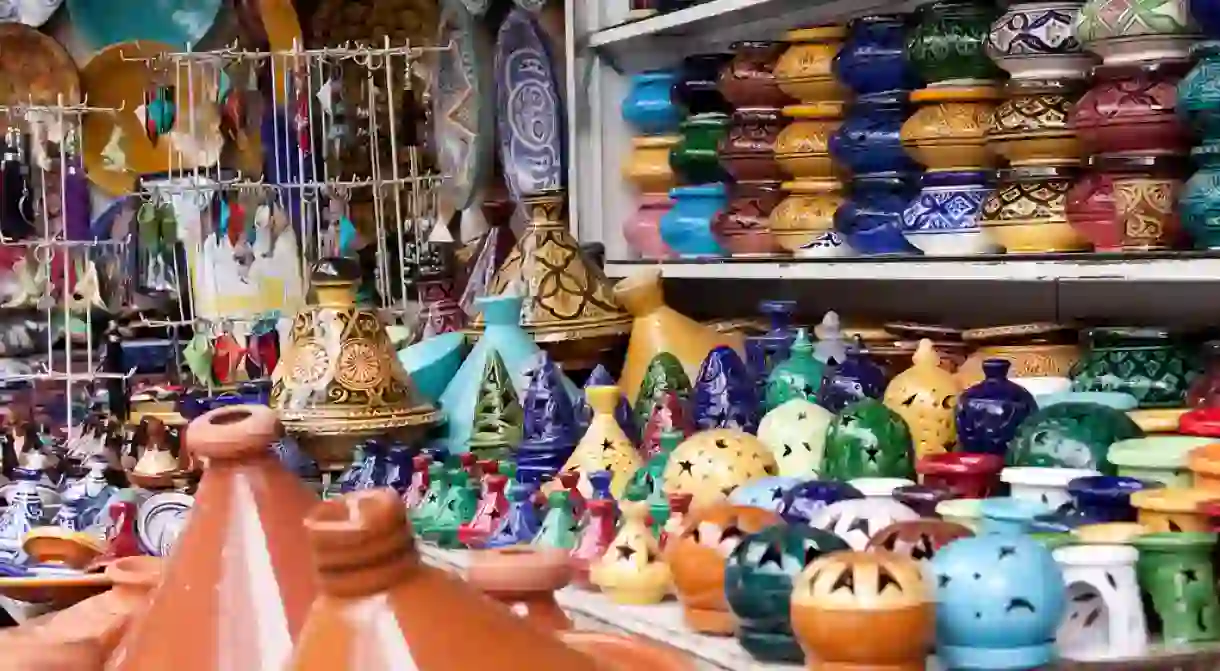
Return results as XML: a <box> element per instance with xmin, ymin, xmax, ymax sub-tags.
<box><xmin>561</xmin><ymin>386</ymin><xmax>642</xmax><ymax>498</ymax></box>
<box><xmin>590</xmin><ymin>500</ymin><xmax>672</xmax><ymax>605</ymax></box>
<box><xmin>756</xmin><ymin>398</ymin><xmax>833</xmax><ymax>478</ymax></box>
<box><xmin>883</xmin><ymin>339</ymin><xmax>963</xmax><ymax>460</ymax></box>
<box><xmin>661</xmin><ymin>429</ymin><xmax>779</xmax><ymax>508</ymax></box>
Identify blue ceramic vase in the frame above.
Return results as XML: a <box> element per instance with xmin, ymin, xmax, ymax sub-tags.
<box><xmin>835</xmin><ymin>175</ymin><xmax>921</xmax><ymax>255</ymax></box>
<box><xmin>902</xmin><ymin>170</ymin><xmax>998</xmax><ymax>255</ymax></box>
<box><xmin>485</xmin><ymin>482</ymin><xmax>544</xmax><ymax>548</ymax></box>
<box><xmin>515</xmin><ymin>354</ymin><xmax>579</xmax><ymax>485</ymax></box>
<box><xmin>661</xmin><ymin>183</ymin><xmax>729</xmax><ymax>257</ymax></box>
<box><xmin>830</xmin><ymin>94</ymin><xmax>921</xmax><ymax>176</ymax></box>
<box><xmin>693</xmin><ymin>345</ymin><xmax>761</xmax><ymax>433</ymax></box>
<box><xmin>1033</xmin><ymin>475</ymin><xmax>1161</xmax><ymax>532</ymax></box>
<box><xmin>818</xmin><ymin>339</ymin><xmax>887</xmax><ymax>412</ymax></box>
<box><xmin>955</xmin><ymin>359</ymin><xmax>1038</xmax><ymax>457</ymax></box>
<box><xmin>745</xmin><ymin>299</ymin><xmax>797</xmax><ymax>390</ymax></box>
<box><xmin>833</xmin><ymin>14</ymin><xmax>921</xmax><ymax>97</ymax></box>
<box><xmin>574</xmin><ymin>365</ymin><xmax>638</xmax><ymax>441</ymax></box>
<box><xmin>780</xmin><ymin>480</ymin><xmax>864</xmax><ymax>524</ymax></box>
<box><xmin>622</xmin><ymin>70</ymin><xmax>682</xmax><ymax>135</ymax></box>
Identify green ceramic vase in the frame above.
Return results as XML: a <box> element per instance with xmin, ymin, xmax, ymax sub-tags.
<box><xmin>822</xmin><ymin>398</ymin><xmax>915</xmax><ymax>480</ymax></box>
<box><xmin>670</xmin><ymin>112</ymin><xmax>731</xmax><ymax>183</ymax></box>
<box><xmin>906</xmin><ymin>0</ymin><xmax>1003</xmax><ymax>85</ymax></box>
<box><xmin>763</xmin><ymin>328</ymin><xmax>824</xmax><ymax>412</ymax></box>
<box><xmin>1071</xmin><ymin>327</ymin><xmax>1199</xmax><ymax>408</ymax></box>
<box><xmin>533</xmin><ymin>490</ymin><xmax>579</xmax><ymax>550</ymax></box>
<box><xmin>632</xmin><ymin>352</ymin><xmax>693</xmax><ymax>428</ymax></box>
<box><xmin>1008</xmin><ymin>402</ymin><xmax>1143</xmax><ymax>473</ymax></box>
<box><xmin>1134</xmin><ymin>532</ymin><xmax>1220</xmax><ymax>644</ymax></box>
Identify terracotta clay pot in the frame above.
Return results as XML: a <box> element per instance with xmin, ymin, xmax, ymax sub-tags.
<box><xmin>1066</xmin><ymin>154</ymin><xmax>1189</xmax><ymax>251</ymax></box>
<box><xmin>719</xmin><ymin>107</ymin><xmax>785</xmax><ymax>182</ymax></box>
<box><xmin>468</xmin><ymin>546</ymin><xmax>573</xmax><ymax>632</ymax></box>
<box><xmin>1069</xmin><ymin>60</ymin><xmax>1194</xmax><ymax>156</ymax></box>
<box><xmin>985</xmin><ymin>78</ymin><xmax>1085</xmax><ymax>168</ymax></box>
<box><xmin>916</xmin><ymin>452</ymin><xmax>1005</xmax><ymax>498</ymax></box>
<box><xmin>712</xmin><ymin>181</ymin><xmax>783</xmax><ymax>256</ymax></box>
<box><xmin>774</xmin><ymin>25</ymin><xmax>850</xmax><ymax>104</ymax></box>
<box><xmin>718</xmin><ymin>41</ymin><xmax>789</xmax><ymax>109</ymax></box>
<box><xmin>561</xmin><ymin>631</ymin><xmax>696</xmax><ymax>670</ymax></box>
<box><xmin>775</xmin><ymin>102</ymin><xmax>844</xmax><ymax>180</ymax></box>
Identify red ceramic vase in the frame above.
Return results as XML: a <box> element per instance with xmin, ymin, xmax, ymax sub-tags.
<box><xmin>1066</xmin><ymin>155</ymin><xmax>1188</xmax><ymax>251</ymax></box>
<box><xmin>915</xmin><ymin>452</ymin><xmax>1004</xmax><ymax>499</ymax></box>
<box><xmin>1069</xmin><ymin>61</ymin><xmax>1193</xmax><ymax>157</ymax></box>
<box><xmin>712</xmin><ymin>181</ymin><xmax>783</xmax><ymax>257</ymax></box>
<box><xmin>718</xmin><ymin>41</ymin><xmax>789</xmax><ymax>109</ymax></box>
<box><xmin>622</xmin><ymin>195</ymin><xmax>676</xmax><ymax>261</ymax></box>
<box><xmin>718</xmin><ymin>107</ymin><xmax>786</xmax><ymax>182</ymax></box>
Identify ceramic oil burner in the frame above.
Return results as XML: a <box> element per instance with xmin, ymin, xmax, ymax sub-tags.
<box><xmin>1131</xmin><ymin>487</ymin><xmax>1214</xmax><ymax>531</ymax></box>
<box><xmin>662</xmin><ymin>429</ymin><xmax>779</xmax><ymax>508</ymax></box>
<box><xmin>1132</xmin><ymin>532</ymin><xmax>1220</xmax><ymax>643</ymax></box>
<box><xmin>719</xmin><ymin>108</ymin><xmax>785</xmax><ymax>182</ymax></box>
<box><xmin>514</xmin><ymin>355</ymin><xmax>579</xmax><ymax>486</ymax></box>
<box><xmin>813</xmin><ymin>311</ymin><xmax>847</xmax><ymax>366</ymax></box>
<box><xmin>486</xmin><ymin>482</ymin><xmax>544</xmax><ymax>548</ymax></box>
<box><xmin>930</xmin><ymin>530</ymin><xmax>1066</xmax><ymax>669</ymax></box>
<box><xmin>1064</xmin><ymin>474</ymin><xmax>1160</xmax><ymax>523</ymax></box>
<box><xmin>571</xmin><ymin>498</ymin><xmax>617</xmax><ymax>588</ymax></box>
<box><xmin>823</xmin><ymin>398</ymin><xmax>915</xmax><ymax>482</ymax></box>
<box><xmin>1106</xmin><ymin>435</ymin><xmax>1212</xmax><ymax>486</ymax></box>
<box><xmin>729</xmin><ymin>475</ymin><xmax>802</xmax><ymax>514</ymax></box>
<box><xmin>712</xmin><ymin>181</ymin><xmax>782</xmax><ymax>256</ymax></box>
<box><xmin>666</xmin><ymin>502</ymin><xmax>781</xmax><ymax>634</ymax></box>
<box><xmin>534</xmin><ymin>490</ymin><xmax>579</xmax><ymax>550</ymax></box>
<box><xmin>917</xmin><ymin>452</ymin><xmax>1005</xmax><ymax>498</ymax></box>
<box><xmin>790</xmin><ymin>551</ymin><xmax>934</xmax><ymax>669</ymax></box>
<box><xmin>833</xmin><ymin>15</ymin><xmax>922</xmax><ymax>97</ymax></box>
<box><xmin>763</xmin><ymin>329</ymin><xmax>823</xmax><ymax>412</ymax></box>
<box><xmin>1182</xmin><ymin>145</ymin><xmax>1220</xmax><ymax>248</ymax></box>
<box><xmin>819</xmin><ymin>339</ymin><xmax>887</xmax><ymax>412</ymax></box>
<box><xmin>468</xmin><ymin>546</ymin><xmax>573</xmax><ymax>632</ymax></box>
<box><xmin>624</xmin><ymin>136</ymin><xmax>680</xmax><ymax>194</ymax></box>
<box><xmin>907</xmin><ymin>0</ymin><xmax>1004</xmax><ymax>84</ymax></box>
<box><xmin>986</xmin><ymin>1</ymin><xmax>1095</xmax><ymax>79</ymax></box>
<box><xmin>836</xmin><ymin>174</ymin><xmax>922</xmax><ymax>255</ymax></box>
<box><xmin>775</xmin><ymin>102</ymin><xmax>844</xmax><ymax>180</ymax></box>
<box><xmin>980</xmin><ymin>166</ymin><xmax>1090</xmax><ymax>252</ymax></box>
<box><xmin>640</xmin><ymin>392</ymin><xmax>693</xmax><ymax>460</ymax></box>
<box><xmin>411</xmin><ymin>462</ymin><xmax>449</xmax><ymax>532</ymax></box>
<box><xmin>590</xmin><ymin>500</ymin><xmax>672</xmax><ymax>604</ymax></box>
<box><xmin>986</xmin><ymin>79</ymin><xmax>1086</xmax><ymax>168</ymax></box>
<box><xmin>901</xmin><ymin>86</ymin><xmax>1002</xmax><ymax>171</ymax></box>
<box><xmin>902</xmin><ymin>170</ymin><xmax>999</xmax><ymax>255</ymax></box>
<box><xmin>622</xmin><ymin>69</ymin><xmax>682</xmax><ymax>136</ymax></box>
<box><xmin>623</xmin><ymin>195</ymin><xmax>675</xmax><ymax>260</ymax></box>
<box><xmin>831</xmin><ymin>94</ymin><xmax>921</xmax><ymax>177</ymax></box>
<box><xmin>1002</xmin><ymin>466</ymin><xmax>1102</xmax><ymax>508</ymax></box>
<box><xmin>893</xmin><ymin>483</ymin><xmax>956</xmax><ymax>516</ymax></box>
<box><xmin>465</xmin><ymin>350</ymin><xmax>525</xmax><ymax>461</ymax></box>
<box><xmin>1074</xmin><ymin>0</ymin><xmax>1199</xmax><ymax>64</ymax></box>
<box><xmin>725</xmin><ymin>525</ymin><xmax>850</xmax><ymax>663</ymax></box>
<box><xmin>743</xmin><ymin>299</ymin><xmax>798</xmax><ymax>386</ymax></box>
<box><xmin>769</xmin><ymin>178</ymin><xmax>848</xmax><ymax>254</ymax></box>
<box><xmin>883</xmin><ymin>340</ymin><xmax>962</xmax><ymax>460</ymax></box>
<box><xmin>955</xmin><ymin>360</ymin><xmax>1038</xmax><ymax>456</ymax></box>
<box><xmin>757</xmin><ymin>398</ymin><xmax>833</xmax><ymax>478</ymax></box>
<box><xmin>775</xmin><ymin>25</ymin><xmax>849</xmax><ymax>104</ymax></box>
<box><xmin>575</xmin><ymin>365</ymin><xmax>637</xmax><ymax>442</ymax></box>
<box><xmin>718</xmin><ymin>41</ymin><xmax>789</xmax><ymax>109</ymax></box>
<box><xmin>1053</xmin><ymin>543</ymin><xmax>1148</xmax><ymax>659</ymax></box>
<box><xmin>981</xmin><ymin>496</ymin><xmax>1055</xmax><ymax>536</ymax></box>
<box><xmin>671</xmin><ymin>113</ymin><xmax>730</xmax><ymax>184</ymax></box>
<box><xmin>1066</xmin><ymin>155</ymin><xmax>1188</xmax><ymax>251</ymax></box>
<box><xmin>1071</xmin><ymin>327</ymin><xmax>1199</xmax><ymax>408</ymax></box>
<box><xmin>781</xmin><ymin>480</ymin><xmax>865</xmax><ymax>525</ymax></box>
<box><xmin>810</xmin><ymin>497</ymin><xmax>921</xmax><ymax>549</ymax></box>
<box><xmin>1069</xmin><ymin>61</ymin><xmax>1194</xmax><ymax>156</ymax></box>
<box><xmin>848</xmin><ymin>477</ymin><xmax>917</xmax><ymax>500</ymax></box>
<box><xmin>562</xmin><ymin>385</ymin><xmax>642</xmax><ymax>498</ymax></box>
<box><xmin>866</xmin><ymin>519</ymin><xmax>974</xmax><ymax>562</ymax></box>
<box><xmin>673</xmin><ymin>53</ymin><xmax>733</xmax><ymax>115</ymax></box>
<box><xmin>693</xmin><ymin>346</ymin><xmax>761</xmax><ymax>433</ymax></box>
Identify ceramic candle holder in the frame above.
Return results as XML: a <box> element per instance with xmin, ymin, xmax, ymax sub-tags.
<box><xmin>917</xmin><ymin>452</ymin><xmax>1005</xmax><ymax>498</ymax></box>
<box><xmin>1068</xmin><ymin>60</ymin><xmax>1194</xmax><ymax>157</ymax></box>
<box><xmin>775</xmin><ymin>102</ymin><xmax>844</xmax><ymax>181</ymax></box>
<box><xmin>979</xmin><ymin>166</ymin><xmax>1090</xmax><ymax>253</ymax></box>
<box><xmin>1053</xmin><ymin>543</ymin><xmax>1149</xmax><ymax>660</ymax></box>
<box><xmin>1002</xmin><ymin>466</ymin><xmax>1103</xmax><ymax>509</ymax></box>
<box><xmin>770</xmin><ymin>179</ymin><xmax>849</xmax><ymax>256</ymax></box>
<box><xmin>1107</xmin><ymin>435</ymin><xmax>1213</xmax><ymax>487</ymax></box>
<box><xmin>985</xmin><ymin>79</ymin><xmax>1086</xmax><ymax>168</ymax></box>
<box><xmin>1132</xmin><ymin>532</ymin><xmax>1220</xmax><ymax>644</ymax></box>
<box><xmin>1131</xmin><ymin>487</ymin><xmax>1215</xmax><ymax>532</ymax></box>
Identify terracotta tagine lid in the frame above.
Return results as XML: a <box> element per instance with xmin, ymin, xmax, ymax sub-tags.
<box><xmin>271</xmin><ymin>258</ymin><xmax>440</xmax><ymax>471</ymax></box>
<box><xmin>561</xmin><ymin>631</ymin><xmax>696</xmax><ymax>671</ymax></box>
<box><xmin>286</xmin><ymin>488</ymin><xmax>608</xmax><ymax>670</ymax></box>
<box><xmin>110</xmin><ymin>405</ymin><xmax>319</xmax><ymax>671</ymax></box>
<box><xmin>468</xmin><ymin>546</ymin><xmax>573</xmax><ymax>632</ymax></box>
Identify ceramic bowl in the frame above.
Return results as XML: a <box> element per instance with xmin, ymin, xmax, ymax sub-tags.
<box><xmin>1011</xmin><ymin>376</ymin><xmax>1072</xmax><ymax>397</ymax></box>
<box><xmin>1036</xmin><ymin>391</ymin><xmax>1139</xmax><ymax>410</ymax></box>
<box><xmin>22</xmin><ymin>527</ymin><xmax>103</xmax><ymax>570</ymax></box>
<box><xmin>775</xmin><ymin>25</ymin><xmax>849</xmax><ymax>103</ymax></box>
<box><xmin>986</xmin><ymin>0</ymin><xmax>1095</xmax><ymax>79</ymax></box>
<box><xmin>979</xmin><ymin>168</ymin><xmax>1089</xmax><ymax>253</ymax></box>
<box><xmin>1108</xmin><ymin>436</ymin><xmax>1214</xmax><ymax>487</ymax></box>
<box><xmin>396</xmin><ymin>331</ymin><xmax>466</xmax><ymax>406</ymax></box>
<box><xmin>900</xmin><ymin>86</ymin><xmax>1002</xmax><ymax>171</ymax></box>
<box><xmin>985</xmin><ymin>79</ymin><xmax>1085</xmax><ymax>168</ymax></box>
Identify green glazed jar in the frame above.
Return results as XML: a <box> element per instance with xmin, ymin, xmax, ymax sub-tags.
<box><xmin>822</xmin><ymin>398</ymin><xmax>915</xmax><ymax>480</ymax></box>
<box><xmin>670</xmin><ymin>112</ymin><xmax>731</xmax><ymax>183</ymax></box>
<box><xmin>906</xmin><ymin>0</ymin><xmax>1004</xmax><ymax>85</ymax></box>
<box><xmin>1133</xmin><ymin>532</ymin><xmax>1220</xmax><ymax>644</ymax></box>
<box><xmin>763</xmin><ymin>328</ymin><xmax>824</xmax><ymax>412</ymax></box>
<box><xmin>1071</xmin><ymin>327</ymin><xmax>1200</xmax><ymax>408</ymax></box>
<box><xmin>1008</xmin><ymin>402</ymin><xmax>1143</xmax><ymax>473</ymax></box>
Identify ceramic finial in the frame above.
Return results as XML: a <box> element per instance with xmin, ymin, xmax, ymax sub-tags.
<box><xmin>586</xmin><ymin>385</ymin><xmax>621</xmax><ymax>415</ymax></box>
<box><xmin>912</xmin><ymin>339</ymin><xmax>940</xmax><ymax>368</ymax></box>
<box><xmin>815</xmin><ymin>311</ymin><xmax>841</xmax><ymax>340</ymax></box>
<box><xmin>982</xmin><ymin>358</ymin><xmax>1011</xmax><ymax>379</ymax></box>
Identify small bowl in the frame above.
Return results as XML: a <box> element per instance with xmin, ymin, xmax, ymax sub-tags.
<box><xmin>22</xmin><ymin>527</ymin><xmax>104</xmax><ymax>570</ymax></box>
<box><xmin>1010</xmin><ymin>376</ymin><xmax>1071</xmax><ymax>397</ymax></box>
<box><xmin>397</xmin><ymin>332</ymin><xmax>466</xmax><ymax>405</ymax></box>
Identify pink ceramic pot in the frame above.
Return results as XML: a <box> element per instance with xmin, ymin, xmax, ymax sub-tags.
<box><xmin>623</xmin><ymin>194</ymin><xmax>676</xmax><ymax>260</ymax></box>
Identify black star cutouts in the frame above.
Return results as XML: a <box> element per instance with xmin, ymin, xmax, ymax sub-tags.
<box><xmin>617</xmin><ymin>544</ymin><xmax>637</xmax><ymax>561</ymax></box>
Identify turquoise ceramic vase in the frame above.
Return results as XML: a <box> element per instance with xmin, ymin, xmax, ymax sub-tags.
<box><xmin>763</xmin><ymin>328</ymin><xmax>824</xmax><ymax>412</ymax></box>
<box><xmin>661</xmin><ymin>183</ymin><xmax>729</xmax><ymax>257</ymax></box>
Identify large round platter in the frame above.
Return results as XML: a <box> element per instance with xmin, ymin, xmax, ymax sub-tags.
<box><xmin>136</xmin><ymin>491</ymin><xmax>193</xmax><ymax>556</ymax></box>
<box><xmin>494</xmin><ymin>7</ymin><xmax>565</xmax><ymax>200</ymax></box>
<box><xmin>67</xmin><ymin>0</ymin><xmax>222</xmax><ymax>50</ymax></box>
<box><xmin>0</xmin><ymin>0</ymin><xmax>64</xmax><ymax>27</ymax></box>
<box><xmin>434</xmin><ymin>0</ymin><xmax>493</xmax><ymax>211</ymax></box>
<box><xmin>0</xmin><ymin>22</ymin><xmax>79</xmax><ymax>116</ymax></box>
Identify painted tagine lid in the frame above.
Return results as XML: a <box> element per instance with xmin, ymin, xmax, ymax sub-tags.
<box><xmin>110</xmin><ymin>405</ymin><xmax>320</xmax><ymax>671</ymax></box>
<box><xmin>287</xmin><ymin>488</ymin><xmax>608</xmax><ymax>670</ymax></box>
<box><xmin>470</xmin><ymin>190</ymin><xmax>631</xmax><ymax>344</ymax></box>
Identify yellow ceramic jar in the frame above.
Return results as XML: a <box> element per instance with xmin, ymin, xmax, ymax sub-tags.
<box><xmin>883</xmin><ymin>339</ymin><xmax>963</xmax><ymax>460</ymax></box>
<box><xmin>623</xmin><ymin>135</ymin><xmax>679</xmax><ymax>194</ymax></box>
<box><xmin>770</xmin><ymin>179</ymin><xmax>844</xmax><ymax>252</ymax></box>
<box><xmin>775</xmin><ymin>102</ymin><xmax>844</xmax><ymax>180</ymax></box>
<box><xmin>1188</xmin><ymin>444</ymin><xmax>1220</xmax><ymax>491</ymax></box>
<box><xmin>979</xmin><ymin>169</ymin><xmax>1090</xmax><ymax>253</ymax></box>
<box><xmin>774</xmin><ymin>25</ymin><xmax>849</xmax><ymax>103</ymax></box>
<box><xmin>1131</xmin><ymin>488</ymin><xmax>1215</xmax><ymax>532</ymax></box>
<box><xmin>900</xmin><ymin>86</ymin><xmax>1001</xmax><ymax>171</ymax></box>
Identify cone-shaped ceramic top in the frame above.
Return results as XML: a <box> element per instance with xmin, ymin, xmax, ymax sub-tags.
<box><xmin>470</xmin><ymin>191</ymin><xmax>631</xmax><ymax>343</ymax></box>
<box><xmin>286</xmin><ymin>488</ymin><xmax>606</xmax><ymax>670</ymax></box>
<box><xmin>561</xmin><ymin>386</ymin><xmax>642</xmax><ymax>498</ymax></box>
<box><xmin>109</xmin><ymin>405</ymin><xmax>319</xmax><ymax>671</ymax></box>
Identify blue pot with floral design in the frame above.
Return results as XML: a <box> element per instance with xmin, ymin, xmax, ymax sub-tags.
<box><xmin>902</xmin><ymin>170</ymin><xmax>999</xmax><ymax>255</ymax></box>
<box><xmin>818</xmin><ymin>338</ymin><xmax>887</xmax><ymax>412</ymax></box>
<box><xmin>622</xmin><ymin>69</ymin><xmax>682</xmax><ymax>136</ymax></box>
<box><xmin>780</xmin><ymin>479</ymin><xmax>864</xmax><ymax>524</ymax></box>
<box><xmin>833</xmin><ymin>14</ymin><xmax>921</xmax><ymax>96</ymax></box>
<box><xmin>830</xmin><ymin>93</ymin><xmax>921</xmax><ymax>175</ymax></box>
<box><xmin>835</xmin><ymin>174</ymin><xmax>921</xmax><ymax>255</ymax></box>
<box><xmin>955</xmin><ymin>359</ymin><xmax>1038</xmax><ymax>457</ymax></box>
<box><xmin>661</xmin><ymin>183</ymin><xmax>728</xmax><ymax>257</ymax></box>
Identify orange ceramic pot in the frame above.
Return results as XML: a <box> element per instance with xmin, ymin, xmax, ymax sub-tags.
<box><xmin>561</xmin><ymin>632</ymin><xmax>696</xmax><ymax>671</ymax></box>
<box><xmin>900</xmin><ymin>86</ymin><xmax>1002</xmax><ymax>171</ymax></box>
<box><xmin>774</xmin><ymin>25</ymin><xmax>849</xmax><ymax>103</ymax></box>
<box><xmin>775</xmin><ymin>102</ymin><xmax>844</xmax><ymax>180</ymax></box>
<box><xmin>770</xmin><ymin>178</ymin><xmax>845</xmax><ymax>252</ymax></box>
<box><xmin>1131</xmin><ymin>487</ymin><xmax>1215</xmax><ymax>532</ymax></box>
<box><xmin>665</xmin><ymin>502</ymin><xmax>781</xmax><ymax>635</ymax></box>
<box><xmin>1189</xmin><ymin>445</ymin><xmax>1220</xmax><ymax>492</ymax></box>
<box><xmin>623</xmin><ymin>136</ymin><xmax>679</xmax><ymax>194</ymax></box>
<box><xmin>468</xmin><ymin>546</ymin><xmax>573</xmax><ymax>632</ymax></box>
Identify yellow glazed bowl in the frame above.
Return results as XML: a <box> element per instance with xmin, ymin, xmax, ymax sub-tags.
<box><xmin>986</xmin><ymin>87</ymin><xmax>1083</xmax><ymax>168</ymax></box>
<box><xmin>979</xmin><ymin>173</ymin><xmax>1089</xmax><ymax>253</ymax></box>
<box><xmin>900</xmin><ymin>86</ymin><xmax>1001</xmax><ymax>171</ymax></box>
<box><xmin>776</xmin><ymin>102</ymin><xmax>844</xmax><ymax>180</ymax></box>
<box><xmin>956</xmin><ymin>344</ymin><xmax>1080</xmax><ymax>386</ymax></box>
<box><xmin>622</xmin><ymin>135</ymin><xmax>679</xmax><ymax>194</ymax></box>
<box><xmin>775</xmin><ymin>25</ymin><xmax>849</xmax><ymax>103</ymax></box>
<box><xmin>770</xmin><ymin>179</ymin><xmax>844</xmax><ymax>252</ymax></box>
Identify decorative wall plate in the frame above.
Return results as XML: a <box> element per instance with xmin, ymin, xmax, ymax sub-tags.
<box><xmin>0</xmin><ymin>0</ymin><xmax>63</xmax><ymax>27</ymax></box>
<box><xmin>0</xmin><ymin>22</ymin><xmax>79</xmax><ymax>117</ymax></box>
<box><xmin>135</xmin><ymin>491</ymin><xmax>193</xmax><ymax>557</ymax></box>
<box><xmin>67</xmin><ymin>0</ymin><xmax>222</xmax><ymax>50</ymax></box>
<box><xmin>494</xmin><ymin>7</ymin><xmax>565</xmax><ymax>200</ymax></box>
<box><xmin>434</xmin><ymin>0</ymin><xmax>493</xmax><ymax>211</ymax></box>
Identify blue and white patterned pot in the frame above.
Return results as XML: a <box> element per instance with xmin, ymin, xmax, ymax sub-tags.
<box><xmin>986</xmin><ymin>1</ymin><xmax>1095</xmax><ymax>80</ymax></box>
<box><xmin>836</xmin><ymin>175</ymin><xmax>922</xmax><ymax>255</ymax></box>
<box><xmin>902</xmin><ymin>170</ymin><xmax>998</xmax><ymax>255</ymax></box>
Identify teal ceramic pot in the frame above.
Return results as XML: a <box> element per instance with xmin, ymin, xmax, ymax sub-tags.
<box><xmin>822</xmin><ymin>398</ymin><xmax>916</xmax><ymax>480</ymax></box>
<box><xmin>724</xmin><ymin>525</ymin><xmax>850</xmax><ymax>663</ymax></box>
<box><xmin>1008</xmin><ymin>401</ymin><xmax>1144</xmax><ymax>473</ymax></box>
<box><xmin>763</xmin><ymin>328</ymin><xmax>824</xmax><ymax>412</ymax></box>
<box><xmin>397</xmin><ymin>332</ymin><xmax>467</xmax><ymax>405</ymax></box>
<box><xmin>1182</xmin><ymin>144</ymin><xmax>1220</xmax><ymax>249</ymax></box>
<box><xmin>1107</xmin><ymin>435</ymin><xmax>1215</xmax><ymax>487</ymax></box>
<box><xmin>670</xmin><ymin>112</ymin><xmax>730</xmax><ymax>183</ymax></box>
<box><xmin>1178</xmin><ymin>45</ymin><xmax>1220</xmax><ymax>144</ymax></box>
<box><xmin>1036</xmin><ymin>391</ymin><xmax>1139</xmax><ymax>410</ymax></box>
<box><xmin>661</xmin><ymin>183</ymin><xmax>729</xmax><ymax>257</ymax></box>
<box><xmin>906</xmin><ymin>0</ymin><xmax>1004</xmax><ymax>85</ymax></box>
<box><xmin>69</xmin><ymin>0</ymin><xmax>222</xmax><ymax>49</ymax></box>
<box><xmin>1070</xmin><ymin>327</ymin><xmax>1200</xmax><ymax>408</ymax></box>
<box><xmin>980</xmin><ymin>496</ymin><xmax>1053</xmax><ymax>535</ymax></box>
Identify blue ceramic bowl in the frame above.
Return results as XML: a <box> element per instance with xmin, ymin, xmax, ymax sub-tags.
<box><xmin>398</xmin><ymin>332</ymin><xmax>466</xmax><ymax>406</ymax></box>
<box><xmin>68</xmin><ymin>0</ymin><xmax>223</xmax><ymax>49</ymax></box>
<box><xmin>980</xmin><ymin>496</ymin><xmax>1053</xmax><ymax>536</ymax></box>
<box><xmin>1036</xmin><ymin>391</ymin><xmax>1139</xmax><ymax>410</ymax></box>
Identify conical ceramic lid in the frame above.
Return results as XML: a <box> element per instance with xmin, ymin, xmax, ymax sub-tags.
<box><xmin>109</xmin><ymin>405</ymin><xmax>319</xmax><ymax>671</ymax></box>
<box><xmin>470</xmin><ymin>191</ymin><xmax>631</xmax><ymax>343</ymax></box>
<box><xmin>561</xmin><ymin>386</ymin><xmax>642</xmax><ymax>498</ymax></box>
<box><xmin>286</xmin><ymin>488</ymin><xmax>606</xmax><ymax>670</ymax></box>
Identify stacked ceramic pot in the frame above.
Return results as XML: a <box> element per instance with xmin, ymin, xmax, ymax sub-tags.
<box><xmin>769</xmin><ymin>25</ymin><xmax>853</xmax><ymax>257</ymax></box>
<box><xmin>663</xmin><ymin>53</ymin><xmax>734</xmax><ymax>256</ymax></box>
<box><xmin>1179</xmin><ymin>0</ymin><xmax>1220</xmax><ymax>248</ymax></box>
<box><xmin>1067</xmin><ymin>0</ymin><xmax>1200</xmax><ymax>250</ymax></box>
<box><xmin>900</xmin><ymin>0</ymin><xmax>1005</xmax><ymax>255</ymax></box>
<box><xmin>621</xmin><ymin>70</ymin><xmax>684</xmax><ymax>259</ymax></box>
<box><xmin>829</xmin><ymin>15</ymin><xmax>924</xmax><ymax>255</ymax></box>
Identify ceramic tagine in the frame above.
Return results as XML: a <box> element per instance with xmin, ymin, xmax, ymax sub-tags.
<box><xmin>883</xmin><ymin>340</ymin><xmax>962</xmax><ymax>460</ymax></box>
<box><xmin>272</xmin><ymin>258</ymin><xmax>439</xmax><ymax>471</ymax></box>
<box><xmin>468</xmin><ymin>545</ymin><xmax>573</xmax><ymax>632</ymax></box>
<box><xmin>662</xmin><ymin>429</ymin><xmax>779</xmax><ymax>508</ymax></box>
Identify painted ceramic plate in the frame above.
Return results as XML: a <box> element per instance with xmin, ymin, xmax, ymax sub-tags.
<box><xmin>67</xmin><ymin>0</ymin><xmax>222</xmax><ymax>50</ymax></box>
<box><xmin>494</xmin><ymin>7</ymin><xmax>565</xmax><ymax>200</ymax></box>
<box><xmin>434</xmin><ymin>0</ymin><xmax>493</xmax><ymax>211</ymax></box>
<box><xmin>0</xmin><ymin>572</ymin><xmax>111</xmax><ymax>605</ymax></box>
<box><xmin>0</xmin><ymin>22</ymin><xmax>79</xmax><ymax>116</ymax></box>
<box><xmin>136</xmin><ymin>491</ymin><xmax>193</xmax><ymax>557</ymax></box>
<box><xmin>0</xmin><ymin>0</ymin><xmax>63</xmax><ymax>27</ymax></box>
<box><xmin>81</xmin><ymin>41</ymin><xmax>225</xmax><ymax>195</ymax></box>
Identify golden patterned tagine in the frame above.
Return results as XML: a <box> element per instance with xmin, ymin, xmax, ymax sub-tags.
<box><xmin>272</xmin><ymin>258</ymin><xmax>439</xmax><ymax>469</ymax></box>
